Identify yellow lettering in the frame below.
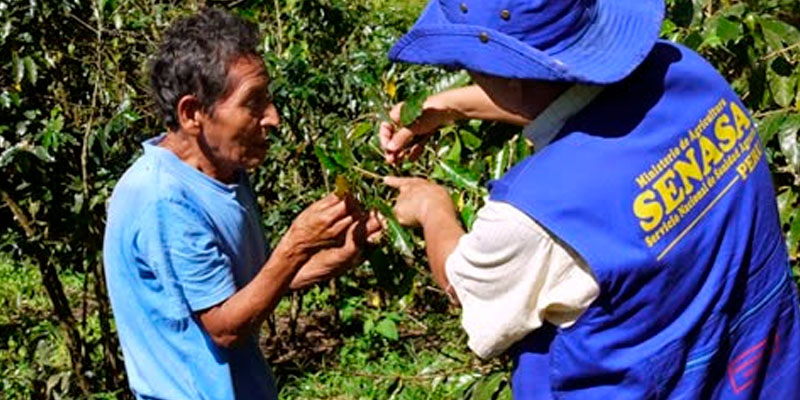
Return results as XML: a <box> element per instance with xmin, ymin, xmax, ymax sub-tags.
<box><xmin>714</xmin><ymin>113</ymin><xmax>737</xmax><ymax>152</ymax></box>
<box><xmin>653</xmin><ymin>170</ymin><xmax>684</xmax><ymax>215</ymax></box>
<box><xmin>698</xmin><ymin>135</ymin><xmax>723</xmax><ymax>175</ymax></box>
<box><xmin>633</xmin><ymin>190</ymin><xmax>663</xmax><ymax>232</ymax></box>
<box><xmin>673</xmin><ymin>148</ymin><xmax>704</xmax><ymax>195</ymax></box>
<box><xmin>729</xmin><ymin>102</ymin><xmax>751</xmax><ymax>139</ymax></box>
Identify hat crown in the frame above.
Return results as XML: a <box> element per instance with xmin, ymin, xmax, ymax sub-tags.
<box><xmin>441</xmin><ymin>0</ymin><xmax>597</xmax><ymax>52</ymax></box>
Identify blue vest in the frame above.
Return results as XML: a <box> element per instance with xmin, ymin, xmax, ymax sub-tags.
<box><xmin>490</xmin><ymin>41</ymin><xmax>800</xmax><ymax>399</ymax></box>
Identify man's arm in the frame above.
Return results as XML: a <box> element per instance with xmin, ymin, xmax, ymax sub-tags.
<box><xmin>197</xmin><ymin>194</ymin><xmax>353</xmax><ymax>348</ymax></box>
<box><xmin>379</xmin><ymin>79</ymin><xmax>565</xmax><ymax>164</ymax></box>
<box><xmin>384</xmin><ymin>177</ymin><xmax>463</xmax><ymax>297</ymax></box>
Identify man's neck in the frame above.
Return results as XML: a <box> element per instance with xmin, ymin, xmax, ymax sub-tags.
<box><xmin>159</xmin><ymin>130</ymin><xmax>236</xmax><ymax>183</ymax></box>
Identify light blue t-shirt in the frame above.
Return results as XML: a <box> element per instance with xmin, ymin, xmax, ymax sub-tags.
<box><xmin>103</xmin><ymin>136</ymin><xmax>277</xmax><ymax>399</ymax></box>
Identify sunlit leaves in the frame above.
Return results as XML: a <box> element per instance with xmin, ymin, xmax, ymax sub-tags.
<box><xmin>399</xmin><ymin>88</ymin><xmax>428</xmax><ymax>127</ymax></box>
<box><xmin>375</xmin><ymin>317</ymin><xmax>399</xmax><ymax>341</ymax></box>
<box><xmin>777</xmin><ymin>114</ymin><xmax>800</xmax><ymax>182</ymax></box>
<box><xmin>377</xmin><ymin>202</ymin><xmax>414</xmax><ymax>259</ymax></box>
<box><xmin>469</xmin><ymin>371</ymin><xmax>508</xmax><ymax>400</ymax></box>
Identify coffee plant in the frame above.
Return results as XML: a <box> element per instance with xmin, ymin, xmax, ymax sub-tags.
<box><xmin>0</xmin><ymin>0</ymin><xmax>797</xmax><ymax>398</ymax></box>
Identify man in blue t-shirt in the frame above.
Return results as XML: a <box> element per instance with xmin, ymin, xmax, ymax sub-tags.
<box><xmin>103</xmin><ymin>9</ymin><xmax>380</xmax><ymax>399</ymax></box>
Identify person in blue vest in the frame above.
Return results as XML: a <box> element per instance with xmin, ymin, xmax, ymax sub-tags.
<box><xmin>103</xmin><ymin>9</ymin><xmax>381</xmax><ymax>399</ymax></box>
<box><xmin>379</xmin><ymin>1</ymin><xmax>800</xmax><ymax>398</ymax></box>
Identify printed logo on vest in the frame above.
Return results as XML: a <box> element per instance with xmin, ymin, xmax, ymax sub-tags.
<box><xmin>727</xmin><ymin>333</ymin><xmax>779</xmax><ymax>394</ymax></box>
<box><xmin>630</xmin><ymin>97</ymin><xmax>763</xmax><ymax>261</ymax></box>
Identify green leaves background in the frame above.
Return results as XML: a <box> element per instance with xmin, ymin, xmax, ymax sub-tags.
<box><xmin>0</xmin><ymin>0</ymin><xmax>797</xmax><ymax>398</ymax></box>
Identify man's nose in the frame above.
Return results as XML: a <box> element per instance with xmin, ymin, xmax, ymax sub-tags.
<box><xmin>261</xmin><ymin>103</ymin><xmax>280</xmax><ymax>128</ymax></box>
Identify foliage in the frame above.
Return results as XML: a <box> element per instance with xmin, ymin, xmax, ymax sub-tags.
<box><xmin>0</xmin><ymin>0</ymin><xmax>798</xmax><ymax>398</ymax></box>
<box><xmin>662</xmin><ymin>0</ymin><xmax>800</xmax><ymax>265</ymax></box>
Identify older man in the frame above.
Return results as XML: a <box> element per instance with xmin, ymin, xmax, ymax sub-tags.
<box><xmin>103</xmin><ymin>9</ymin><xmax>379</xmax><ymax>399</ymax></box>
<box><xmin>380</xmin><ymin>0</ymin><xmax>800</xmax><ymax>398</ymax></box>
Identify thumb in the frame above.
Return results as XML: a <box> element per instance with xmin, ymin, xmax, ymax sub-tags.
<box><xmin>387</xmin><ymin>126</ymin><xmax>415</xmax><ymax>152</ymax></box>
<box><xmin>388</xmin><ymin>102</ymin><xmax>403</xmax><ymax>124</ymax></box>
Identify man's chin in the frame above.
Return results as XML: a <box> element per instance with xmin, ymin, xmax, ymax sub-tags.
<box><xmin>242</xmin><ymin>152</ymin><xmax>268</xmax><ymax>170</ymax></box>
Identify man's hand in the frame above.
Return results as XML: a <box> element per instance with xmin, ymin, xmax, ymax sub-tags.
<box><xmin>379</xmin><ymin>98</ymin><xmax>455</xmax><ymax>165</ymax></box>
<box><xmin>385</xmin><ymin>176</ymin><xmax>463</xmax><ymax>300</ymax></box>
<box><xmin>384</xmin><ymin>176</ymin><xmax>455</xmax><ymax>227</ymax></box>
<box><xmin>290</xmin><ymin>210</ymin><xmax>382</xmax><ymax>290</ymax></box>
<box><xmin>281</xmin><ymin>193</ymin><xmax>354</xmax><ymax>256</ymax></box>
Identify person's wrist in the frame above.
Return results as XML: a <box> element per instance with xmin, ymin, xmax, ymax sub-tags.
<box><xmin>423</xmin><ymin>94</ymin><xmax>462</xmax><ymax>124</ymax></box>
<box><xmin>419</xmin><ymin>187</ymin><xmax>456</xmax><ymax>227</ymax></box>
<box><xmin>277</xmin><ymin>227</ymin><xmax>314</xmax><ymax>267</ymax></box>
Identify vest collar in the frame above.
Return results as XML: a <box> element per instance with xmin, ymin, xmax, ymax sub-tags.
<box><xmin>523</xmin><ymin>84</ymin><xmax>605</xmax><ymax>150</ymax></box>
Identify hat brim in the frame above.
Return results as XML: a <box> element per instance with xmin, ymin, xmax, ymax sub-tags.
<box><xmin>388</xmin><ymin>0</ymin><xmax>665</xmax><ymax>84</ymax></box>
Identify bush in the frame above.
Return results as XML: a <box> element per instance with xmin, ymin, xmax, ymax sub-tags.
<box><xmin>0</xmin><ymin>0</ymin><xmax>798</xmax><ymax>397</ymax></box>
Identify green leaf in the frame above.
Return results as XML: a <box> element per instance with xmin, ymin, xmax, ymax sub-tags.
<box><xmin>660</xmin><ymin>18</ymin><xmax>677</xmax><ymax>37</ymax></box>
<box><xmin>515</xmin><ymin>135</ymin><xmax>533</xmax><ymax>162</ymax></box>
<box><xmin>436</xmin><ymin>160</ymin><xmax>480</xmax><ymax>191</ymax></box>
<box><xmin>758</xmin><ymin>112</ymin><xmax>788</xmax><ymax>144</ymax></box>
<box><xmin>460</xmin><ymin>129</ymin><xmax>483</xmax><ymax>151</ymax></box>
<box><xmin>0</xmin><ymin>143</ymin><xmax>23</xmax><ymax>167</ymax></box>
<box><xmin>363</xmin><ymin>317</ymin><xmax>375</xmax><ymax>335</ymax></box>
<box><xmin>776</xmin><ymin>189</ymin><xmax>798</xmax><ymax>227</ymax></box>
<box><xmin>777</xmin><ymin>115</ymin><xmax>800</xmax><ymax>180</ymax></box>
<box><xmin>768</xmin><ymin>71</ymin><xmax>796</xmax><ymax>108</ymax></box>
<box><xmin>445</xmin><ymin>134</ymin><xmax>462</xmax><ymax>163</ymax></box>
<box><xmin>376</xmin><ymin>202</ymin><xmax>414</xmax><ymax>259</ymax></box>
<box><xmin>23</xmin><ymin>56</ymin><xmax>37</xmax><ymax>85</ymax></box>
<box><xmin>471</xmin><ymin>372</ymin><xmax>505</xmax><ymax>400</ymax></box>
<box><xmin>719</xmin><ymin>3</ymin><xmax>747</xmax><ymax>19</ymax></box>
<box><xmin>715</xmin><ymin>17</ymin><xmax>742</xmax><ymax>43</ymax></box>
<box><xmin>788</xmin><ymin>209</ymin><xmax>800</xmax><ymax>258</ymax></box>
<box><xmin>350</xmin><ymin>121</ymin><xmax>373</xmax><ymax>141</ymax></box>
<box><xmin>30</xmin><ymin>146</ymin><xmax>54</xmax><ymax>163</ymax></box>
<box><xmin>460</xmin><ymin>203</ymin><xmax>477</xmax><ymax>230</ymax></box>
<box><xmin>682</xmin><ymin>31</ymin><xmax>704</xmax><ymax>50</ymax></box>
<box><xmin>332</xmin><ymin>128</ymin><xmax>355</xmax><ymax>168</ymax></box>
<box><xmin>432</xmin><ymin>70</ymin><xmax>471</xmax><ymax>94</ymax></box>
<box><xmin>12</xmin><ymin>54</ymin><xmax>24</xmax><ymax>84</ymax></box>
<box><xmin>314</xmin><ymin>145</ymin><xmax>342</xmax><ymax>174</ymax></box>
<box><xmin>375</xmin><ymin>318</ymin><xmax>399</xmax><ymax>341</ymax></box>
<box><xmin>759</xmin><ymin>17</ymin><xmax>800</xmax><ymax>45</ymax></box>
<box><xmin>496</xmin><ymin>383</ymin><xmax>512</xmax><ymax>400</ymax></box>
<box><xmin>400</xmin><ymin>89</ymin><xmax>428</xmax><ymax>127</ymax></box>
<box><xmin>492</xmin><ymin>143</ymin><xmax>511</xmax><ymax>180</ymax></box>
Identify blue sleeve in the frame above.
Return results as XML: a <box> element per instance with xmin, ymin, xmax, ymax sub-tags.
<box><xmin>134</xmin><ymin>198</ymin><xmax>237</xmax><ymax>312</ymax></box>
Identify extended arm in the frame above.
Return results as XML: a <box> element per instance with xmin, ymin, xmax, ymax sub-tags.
<box><xmin>384</xmin><ymin>176</ymin><xmax>463</xmax><ymax>298</ymax></box>
<box><xmin>379</xmin><ymin>77</ymin><xmax>565</xmax><ymax>164</ymax></box>
<box><xmin>197</xmin><ymin>194</ymin><xmax>353</xmax><ymax>348</ymax></box>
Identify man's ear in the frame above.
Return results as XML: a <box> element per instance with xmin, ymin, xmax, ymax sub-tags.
<box><xmin>176</xmin><ymin>95</ymin><xmax>203</xmax><ymax>136</ymax></box>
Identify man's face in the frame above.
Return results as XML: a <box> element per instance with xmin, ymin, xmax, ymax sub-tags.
<box><xmin>199</xmin><ymin>55</ymin><xmax>279</xmax><ymax>172</ymax></box>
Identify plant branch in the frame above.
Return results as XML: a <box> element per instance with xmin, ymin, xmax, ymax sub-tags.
<box><xmin>353</xmin><ymin>165</ymin><xmax>383</xmax><ymax>180</ymax></box>
<box><xmin>762</xmin><ymin>41</ymin><xmax>800</xmax><ymax>61</ymax></box>
<box><xmin>1</xmin><ymin>189</ymin><xmax>35</xmax><ymax>238</ymax></box>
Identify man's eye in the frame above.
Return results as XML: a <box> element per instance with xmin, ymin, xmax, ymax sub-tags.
<box><xmin>248</xmin><ymin>97</ymin><xmax>267</xmax><ymax>111</ymax></box>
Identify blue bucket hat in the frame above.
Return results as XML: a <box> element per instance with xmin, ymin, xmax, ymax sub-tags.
<box><xmin>388</xmin><ymin>0</ymin><xmax>665</xmax><ymax>84</ymax></box>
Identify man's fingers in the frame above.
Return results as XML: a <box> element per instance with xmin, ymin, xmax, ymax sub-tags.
<box><xmin>407</xmin><ymin>141</ymin><xmax>426</xmax><ymax>162</ymax></box>
<box><xmin>378</xmin><ymin>121</ymin><xmax>393</xmax><ymax>150</ymax></box>
<box><xmin>366</xmin><ymin>230</ymin><xmax>382</xmax><ymax>245</ymax></box>
<box><xmin>387</xmin><ymin>127</ymin><xmax>415</xmax><ymax>152</ymax></box>
<box><xmin>383</xmin><ymin>176</ymin><xmax>408</xmax><ymax>188</ymax></box>
<box><xmin>313</xmin><ymin>199</ymin><xmax>348</xmax><ymax>230</ymax></box>
<box><xmin>315</xmin><ymin>193</ymin><xmax>343</xmax><ymax>210</ymax></box>
<box><xmin>365</xmin><ymin>211</ymin><xmax>383</xmax><ymax>233</ymax></box>
<box><xmin>329</xmin><ymin>215</ymin><xmax>354</xmax><ymax>237</ymax></box>
<box><xmin>389</xmin><ymin>102</ymin><xmax>403</xmax><ymax>123</ymax></box>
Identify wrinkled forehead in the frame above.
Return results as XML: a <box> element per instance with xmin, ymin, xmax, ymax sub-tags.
<box><xmin>221</xmin><ymin>54</ymin><xmax>270</xmax><ymax>97</ymax></box>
